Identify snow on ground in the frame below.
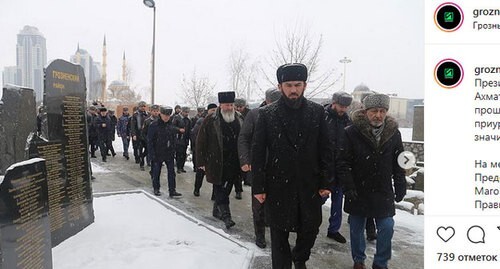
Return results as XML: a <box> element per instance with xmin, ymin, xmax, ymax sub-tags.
<box><xmin>52</xmin><ymin>192</ymin><xmax>252</xmax><ymax>269</ymax></box>
<box><xmin>405</xmin><ymin>190</ymin><xmax>424</xmax><ymax>200</ymax></box>
<box><xmin>399</xmin><ymin>128</ymin><xmax>413</xmax><ymax>142</ymax></box>
<box><xmin>91</xmin><ymin>162</ymin><xmax>112</xmax><ymax>173</ymax></box>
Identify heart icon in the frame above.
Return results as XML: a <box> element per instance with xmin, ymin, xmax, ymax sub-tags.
<box><xmin>437</xmin><ymin>226</ymin><xmax>455</xmax><ymax>242</ymax></box>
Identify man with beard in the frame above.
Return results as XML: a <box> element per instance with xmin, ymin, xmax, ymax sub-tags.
<box><xmin>337</xmin><ymin>93</ymin><xmax>406</xmax><ymax>269</ymax></box>
<box><xmin>238</xmin><ymin>87</ymin><xmax>281</xmax><ymax>249</ymax></box>
<box><xmin>196</xmin><ymin>92</ymin><xmax>243</xmax><ymax>229</ymax></box>
<box><xmin>252</xmin><ymin>63</ymin><xmax>333</xmax><ymax>269</ymax></box>
<box><xmin>324</xmin><ymin>91</ymin><xmax>353</xmax><ymax>244</ymax></box>
<box><xmin>130</xmin><ymin>101</ymin><xmax>149</xmax><ymax>170</ymax></box>
<box><xmin>191</xmin><ymin>103</ymin><xmax>217</xmax><ymax>196</ymax></box>
<box><xmin>148</xmin><ymin>106</ymin><xmax>182</xmax><ymax>197</ymax></box>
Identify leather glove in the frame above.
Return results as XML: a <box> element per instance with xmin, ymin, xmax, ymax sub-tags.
<box><xmin>344</xmin><ymin>189</ymin><xmax>359</xmax><ymax>202</ymax></box>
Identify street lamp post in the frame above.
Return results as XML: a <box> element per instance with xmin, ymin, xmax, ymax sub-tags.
<box><xmin>339</xmin><ymin>56</ymin><xmax>352</xmax><ymax>91</ymax></box>
<box><xmin>143</xmin><ymin>0</ymin><xmax>156</xmax><ymax>104</ymax></box>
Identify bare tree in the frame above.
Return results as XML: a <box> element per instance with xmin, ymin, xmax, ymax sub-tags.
<box><xmin>264</xmin><ymin>23</ymin><xmax>340</xmax><ymax>98</ymax></box>
<box><xmin>228</xmin><ymin>48</ymin><xmax>259</xmax><ymax>100</ymax></box>
<box><xmin>180</xmin><ymin>69</ymin><xmax>216</xmax><ymax>108</ymax></box>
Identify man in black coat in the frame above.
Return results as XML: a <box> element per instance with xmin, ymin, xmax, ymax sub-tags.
<box><xmin>173</xmin><ymin>106</ymin><xmax>191</xmax><ymax>173</ymax></box>
<box><xmin>130</xmin><ymin>101</ymin><xmax>149</xmax><ymax>170</ymax></box>
<box><xmin>148</xmin><ymin>106</ymin><xmax>182</xmax><ymax>197</ymax></box>
<box><xmin>95</xmin><ymin>107</ymin><xmax>112</xmax><ymax>162</ymax></box>
<box><xmin>143</xmin><ymin>105</ymin><xmax>160</xmax><ymax>167</ymax></box>
<box><xmin>336</xmin><ymin>93</ymin><xmax>406</xmax><ymax>269</ymax></box>
<box><xmin>252</xmin><ymin>63</ymin><xmax>333</xmax><ymax>269</ymax></box>
<box><xmin>196</xmin><ymin>91</ymin><xmax>243</xmax><ymax>229</ymax></box>
<box><xmin>324</xmin><ymin>91</ymin><xmax>353</xmax><ymax>244</ymax></box>
<box><xmin>238</xmin><ymin>88</ymin><xmax>281</xmax><ymax>249</ymax></box>
<box><xmin>86</xmin><ymin>106</ymin><xmax>98</xmax><ymax>158</ymax></box>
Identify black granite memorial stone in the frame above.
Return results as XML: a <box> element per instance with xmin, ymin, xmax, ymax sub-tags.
<box><xmin>0</xmin><ymin>158</ymin><xmax>52</xmax><ymax>269</ymax></box>
<box><xmin>39</xmin><ymin>59</ymin><xmax>94</xmax><ymax>246</ymax></box>
<box><xmin>0</xmin><ymin>86</ymin><xmax>37</xmax><ymax>175</ymax></box>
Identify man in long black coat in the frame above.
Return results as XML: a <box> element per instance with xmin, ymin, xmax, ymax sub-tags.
<box><xmin>336</xmin><ymin>93</ymin><xmax>406</xmax><ymax>269</ymax></box>
<box><xmin>252</xmin><ymin>63</ymin><xmax>333</xmax><ymax>269</ymax></box>
<box><xmin>196</xmin><ymin>92</ymin><xmax>243</xmax><ymax>229</ymax></box>
<box><xmin>95</xmin><ymin>107</ymin><xmax>112</xmax><ymax>162</ymax></box>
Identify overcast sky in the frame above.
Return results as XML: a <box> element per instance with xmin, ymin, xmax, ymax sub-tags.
<box><xmin>0</xmin><ymin>0</ymin><xmax>423</xmax><ymax>105</ymax></box>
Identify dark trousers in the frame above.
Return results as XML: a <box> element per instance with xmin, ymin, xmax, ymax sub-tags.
<box><xmin>270</xmin><ymin>228</ymin><xmax>318</xmax><ymax>269</ymax></box>
<box><xmin>89</xmin><ymin>136</ymin><xmax>98</xmax><ymax>156</ymax></box>
<box><xmin>213</xmin><ymin>179</ymin><xmax>234</xmax><ymax>206</ymax></box>
<box><xmin>138</xmin><ymin>139</ymin><xmax>147</xmax><ymax>167</ymax></box>
<box><xmin>252</xmin><ymin>195</ymin><xmax>266</xmax><ymax>236</ymax></box>
<box><xmin>234</xmin><ymin>173</ymin><xmax>243</xmax><ymax>193</ymax></box>
<box><xmin>132</xmin><ymin>139</ymin><xmax>139</xmax><ymax>161</ymax></box>
<box><xmin>194</xmin><ymin>168</ymin><xmax>205</xmax><ymax>191</ymax></box>
<box><xmin>175</xmin><ymin>145</ymin><xmax>188</xmax><ymax>170</ymax></box>
<box><xmin>151</xmin><ymin>158</ymin><xmax>176</xmax><ymax>192</ymax></box>
<box><xmin>98</xmin><ymin>138</ymin><xmax>113</xmax><ymax>159</ymax></box>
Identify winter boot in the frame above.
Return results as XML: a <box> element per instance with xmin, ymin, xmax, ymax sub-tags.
<box><xmin>294</xmin><ymin>261</ymin><xmax>307</xmax><ymax>269</ymax></box>
<box><xmin>218</xmin><ymin>204</ymin><xmax>235</xmax><ymax>229</ymax></box>
<box><xmin>212</xmin><ymin>202</ymin><xmax>222</xmax><ymax>219</ymax></box>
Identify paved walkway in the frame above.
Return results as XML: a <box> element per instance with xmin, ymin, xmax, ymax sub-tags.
<box><xmin>90</xmin><ymin>155</ymin><xmax>423</xmax><ymax>269</ymax></box>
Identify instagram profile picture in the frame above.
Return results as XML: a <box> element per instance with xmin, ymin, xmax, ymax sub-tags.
<box><xmin>434</xmin><ymin>2</ymin><xmax>464</xmax><ymax>32</ymax></box>
<box><xmin>434</xmin><ymin>59</ymin><xmax>463</xmax><ymax>89</ymax></box>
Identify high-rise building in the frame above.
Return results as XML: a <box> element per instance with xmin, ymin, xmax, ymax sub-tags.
<box><xmin>16</xmin><ymin>25</ymin><xmax>47</xmax><ymax>102</ymax></box>
<box><xmin>2</xmin><ymin>66</ymin><xmax>18</xmax><ymax>86</ymax></box>
<box><xmin>70</xmin><ymin>44</ymin><xmax>102</xmax><ymax>102</ymax></box>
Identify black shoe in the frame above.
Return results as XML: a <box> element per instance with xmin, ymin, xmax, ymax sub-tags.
<box><xmin>371</xmin><ymin>264</ymin><xmax>387</xmax><ymax>269</ymax></box>
<box><xmin>125</xmin><ymin>156</ymin><xmax>129</xmax><ymax>160</ymax></box>
<box><xmin>135</xmin><ymin>159</ymin><xmax>140</xmax><ymax>164</ymax></box>
<box><xmin>193</xmin><ymin>190</ymin><xmax>200</xmax><ymax>197</ymax></box>
<box><xmin>154</xmin><ymin>190</ymin><xmax>161</xmax><ymax>196</ymax></box>
<box><xmin>294</xmin><ymin>261</ymin><xmax>307</xmax><ymax>269</ymax></box>
<box><xmin>212</xmin><ymin>203</ymin><xmax>222</xmax><ymax>219</ymax></box>
<box><xmin>169</xmin><ymin>191</ymin><xmax>182</xmax><ymax>198</ymax></box>
<box><xmin>180</xmin><ymin>168</ymin><xmax>187</xmax><ymax>173</ymax></box>
<box><xmin>255</xmin><ymin>236</ymin><xmax>266</xmax><ymax>248</ymax></box>
<box><xmin>91</xmin><ymin>176</ymin><xmax>96</xmax><ymax>180</ymax></box>
<box><xmin>140</xmin><ymin>166</ymin><xmax>145</xmax><ymax>171</ymax></box>
<box><xmin>367</xmin><ymin>231</ymin><xmax>377</xmax><ymax>242</ymax></box>
<box><xmin>327</xmin><ymin>231</ymin><xmax>347</xmax><ymax>243</ymax></box>
<box><xmin>235</xmin><ymin>192</ymin><xmax>242</xmax><ymax>200</ymax></box>
<box><xmin>91</xmin><ymin>155</ymin><xmax>97</xmax><ymax>158</ymax></box>
<box><xmin>223</xmin><ymin>217</ymin><xmax>235</xmax><ymax>229</ymax></box>
<box><xmin>102</xmin><ymin>158</ymin><xmax>107</xmax><ymax>162</ymax></box>
<box><xmin>177</xmin><ymin>170</ymin><xmax>181</xmax><ymax>174</ymax></box>
<box><xmin>112</xmin><ymin>152</ymin><xmax>116</xmax><ymax>157</ymax></box>
<box><xmin>107</xmin><ymin>153</ymin><xmax>111</xmax><ymax>156</ymax></box>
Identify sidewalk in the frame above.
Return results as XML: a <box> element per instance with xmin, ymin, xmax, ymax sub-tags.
<box><xmin>90</xmin><ymin>154</ymin><xmax>423</xmax><ymax>269</ymax></box>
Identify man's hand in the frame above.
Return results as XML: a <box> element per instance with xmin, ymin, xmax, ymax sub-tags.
<box><xmin>132</xmin><ymin>135</ymin><xmax>137</xmax><ymax>141</ymax></box>
<box><xmin>199</xmin><ymin>166</ymin><xmax>205</xmax><ymax>171</ymax></box>
<box><xmin>254</xmin><ymin>193</ymin><xmax>266</xmax><ymax>204</ymax></box>
<box><xmin>241</xmin><ymin>164</ymin><xmax>251</xmax><ymax>172</ymax></box>
<box><xmin>102</xmin><ymin>123</ymin><xmax>106</xmax><ymax>128</ymax></box>
<box><xmin>179</xmin><ymin>128</ymin><xmax>185</xmax><ymax>133</ymax></box>
<box><xmin>318</xmin><ymin>189</ymin><xmax>331</xmax><ymax>198</ymax></box>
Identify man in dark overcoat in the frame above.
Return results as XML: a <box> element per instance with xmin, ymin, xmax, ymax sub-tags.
<box><xmin>130</xmin><ymin>101</ymin><xmax>149</xmax><ymax>170</ymax></box>
<box><xmin>196</xmin><ymin>91</ymin><xmax>243</xmax><ymax>229</ymax></box>
<box><xmin>336</xmin><ymin>93</ymin><xmax>406</xmax><ymax>269</ymax></box>
<box><xmin>237</xmin><ymin>88</ymin><xmax>281</xmax><ymax>249</ymax></box>
<box><xmin>95</xmin><ymin>107</ymin><xmax>112</xmax><ymax>162</ymax></box>
<box><xmin>148</xmin><ymin>106</ymin><xmax>182</xmax><ymax>197</ymax></box>
<box><xmin>252</xmin><ymin>63</ymin><xmax>333</xmax><ymax>269</ymax></box>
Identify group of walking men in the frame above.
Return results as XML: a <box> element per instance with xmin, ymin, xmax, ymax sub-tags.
<box><xmin>195</xmin><ymin>63</ymin><xmax>406</xmax><ymax>269</ymax></box>
<box><xmin>90</xmin><ymin>63</ymin><xmax>406</xmax><ymax>269</ymax></box>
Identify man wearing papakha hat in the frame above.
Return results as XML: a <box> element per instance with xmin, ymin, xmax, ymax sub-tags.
<box><xmin>336</xmin><ymin>93</ymin><xmax>406</xmax><ymax>269</ymax></box>
<box><xmin>130</xmin><ymin>100</ymin><xmax>149</xmax><ymax>169</ymax></box>
<box><xmin>148</xmin><ymin>106</ymin><xmax>182</xmax><ymax>197</ymax></box>
<box><xmin>252</xmin><ymin>63</ymin><xmax>333</xmax><ymax>269</ymax></box>
<box><xmin>95</xmin><ymin>107</ymin><xmax>112</xmax><ymax>162</ymax></box>
<box><xmin>172</xmin><ymin>106</ymin><xmax>191</xmax><ymax>173</ymax></box>
<box><xmin>324</xmin><ymin>91</ymin><xmax>353</xmax><ymax>244</ymax></box>
<box><xmin>196</xmin><ymin>91</ymin><xmax>244</xmax><ymax>229</ymax></box>
<box><xmin>117</xmin><ymin>107</ymin><xmax>131</xmax><ymax>160</ymax></box>
<box><xmin>238</xmin><ymin>87</ymin><xmax>281</xmax><ymax>249</ymax></box>
<box><xmin>142</xmin><ymin>105</ymin><xmax>161</xmax><ymax>167</ymax></box>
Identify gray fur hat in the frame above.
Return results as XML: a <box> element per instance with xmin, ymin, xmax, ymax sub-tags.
<box><xmin>332</xmin><ymin>91</ymin><xmax>353</xmax><ymax>106</ymax></box>
<box><xmin>234</xmin><ymin>98</ymin><xmax>246</xmax><ymax>107</ymax></box>
<box><xmin>181</xmin><ymin>106</ymin><xmax>190</xmax><ymax>112</ymax></box>
<box><xmin>265</xmin><ymin>88</ymin><xmax>281</xmax><ymax>103</ymax></box>
<box><xmin>363</xmin><ymin>93</ymin><xmax>390</xmax><ymax>110</ymax></box>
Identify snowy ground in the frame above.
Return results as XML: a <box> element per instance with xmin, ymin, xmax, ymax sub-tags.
<box><xmin>52</xmin><ymin>192</ymin><xmax>253</xmax><ymax>269</ymax></box>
